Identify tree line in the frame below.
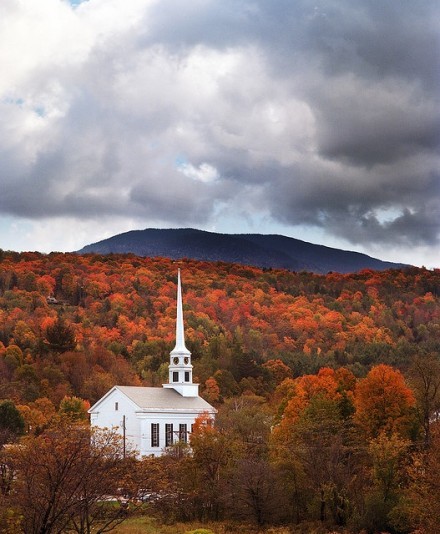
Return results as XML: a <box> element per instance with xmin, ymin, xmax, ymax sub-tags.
<box><xmin>2</xmin><ymin>357</ymin><xmax>440</xmax><ymax>532</ymax></box>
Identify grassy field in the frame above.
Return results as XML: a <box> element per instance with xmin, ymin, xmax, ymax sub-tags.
<box><xmin>110</xmin><ymin>516</ymin><xmax>341</xmax><ymax>533</ymax></box>
<box><xmin>111</xmin><ymin>518</ymin><xmax>225</xmax><ymax>533</ymax></box>
<box><xmin>110</xmin><ymin>517</ymin><xmax>223</xmax><ymax>534</ymax></box>
<box><xmin>111</xmin><ymin>518</ymin><xmax>238</xmax><ymax>533</ymax></box>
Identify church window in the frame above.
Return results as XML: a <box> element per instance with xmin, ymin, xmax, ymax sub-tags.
<box><xmin>115</xmin><ymin>402</ymin><xmax>118</xmax><ymax>411</ymax></box>
<box><xmin>173</xmin><ymin>371</ymin><xmax>179</xmax><ymax>382</ymax></box>
<box><xmin>151</xmin><ymin>423</ymin><xmax>159</xmax><ymax>447</ymax></box>
<box><xmin>184</xmin><ymin>371</ymin><xmax>190</xmax><ymax>382</ymax></box>
<box><xmin>179</xmin><ymin>424</ymin><xmax>187</xmax><ymax>443</ymax></box>
<box><xmin>165</xmin><ymin>424</ymin><xmax>173</xmax><ymax>447</ymax></box>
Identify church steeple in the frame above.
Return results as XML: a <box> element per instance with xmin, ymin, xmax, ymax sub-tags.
<box><xmin>172</xmin><ymin>269</ymin><xmax>190</xmax><ymax>356</ymax></box>
<box><xmin>163</xmin><ymin>269</ymin><xmax>199</xmax><ymax>397</ymax></box>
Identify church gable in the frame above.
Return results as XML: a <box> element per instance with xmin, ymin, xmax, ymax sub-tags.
<box><xmin>88</xmin><ymin>386</ymin><xmax>141</xmax><ymax>414</ymax></box>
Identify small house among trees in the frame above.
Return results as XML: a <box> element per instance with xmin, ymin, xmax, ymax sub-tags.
<box><xmin>88</xmin><ymin>270</ymin><xmax>216</xmax><ymax>456</ymax></box>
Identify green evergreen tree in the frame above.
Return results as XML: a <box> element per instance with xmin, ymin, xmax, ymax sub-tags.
<box><xmin>45</xmin><ymin>315</ymin><xmax>76</xmax><ymax>353</ymax></box>
<box><xmin>0</xmin><ymin>400</ymin><xmax>25</xmax><ymax>445</ymax></box>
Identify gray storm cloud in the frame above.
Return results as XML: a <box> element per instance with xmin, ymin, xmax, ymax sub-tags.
<box><xmin>0</xmin><ymin>0</ymin><xmax>439</xmax><ymax>250</ymax></box>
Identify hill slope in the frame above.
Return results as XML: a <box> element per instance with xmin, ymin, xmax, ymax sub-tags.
<box><xmin>77</xmin><ymin>228</ymin><xmax>407</xmax><ymax>274</ymax></box>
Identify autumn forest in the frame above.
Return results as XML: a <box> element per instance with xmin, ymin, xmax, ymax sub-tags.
<box><xmin>1</xmin><ymin>250</ymin><xmax>440</xmax><ymax>533</ymax></box>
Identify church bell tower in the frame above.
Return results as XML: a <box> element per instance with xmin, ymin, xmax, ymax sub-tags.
<box><xmin>163</xmin><ymin>269</ymin><xmax>199</xmax><ymax>397</ymax></box>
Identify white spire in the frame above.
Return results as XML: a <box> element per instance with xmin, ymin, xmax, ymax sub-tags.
<box><xmin>172</xmin><ymin>269</ymin><xmax>190</xmax><ymax>355</ymax></box>
<box><xmin>164</xmin><ymin>269</ymin><xmax>198</xmax><ymax>396</ymax></box>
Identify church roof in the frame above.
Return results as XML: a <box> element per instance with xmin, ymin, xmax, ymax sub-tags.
<box><xmin>89</xmin><ymin>385</ymin><xmax>216</xmax><ymax>414</ymax></box>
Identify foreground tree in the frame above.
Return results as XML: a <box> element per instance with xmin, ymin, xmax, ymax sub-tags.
<box><xmin>272</xmin><ymin>384</ymin><xmax>362</xmax><ymax>527</ymax></box>
<box><xmin>358</xmin><ymin>432</ymin><xmax>410</xmax><ymax>532</ymax></box>
<box><xmin>187</xmin><ymin>414</ymin><xmax>235</xmax><ymax>521</ymax></box>
<box><xmin>7</xmin><ymin>420</ymin><xmax>136</xmax><ymax>534</ymax></box>
<box><xmin>391</xmin><ymin>425</ymin><xmax>440</xmax><ymax>532</ymax></box>
<box><xmin>408</xmin><ymin>353</ymin><xmax>440</xmax><ymax>447</ymax></box>
<box><xmin>228</xmin><ymin>456</ymin><xmax>279</xmax><ymax>526</ymax></box>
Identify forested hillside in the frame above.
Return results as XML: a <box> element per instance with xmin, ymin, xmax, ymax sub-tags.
<box><xmin>1</xmin><ymin>251</ymin><xmax>440</xmax><ymax>532</ymax></box>
<box><xmin>0</xmin><ymin>251</ymin><xmax>438</xmax><ymax>405</ymax></box>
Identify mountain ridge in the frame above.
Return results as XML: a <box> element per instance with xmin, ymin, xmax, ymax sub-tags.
<box><xmin>77</xmin><ymin>228</ymin><xmax>409</xmax><ymax>274</ymax></box>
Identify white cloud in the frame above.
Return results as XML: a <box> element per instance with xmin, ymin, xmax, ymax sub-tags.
<box><xmin>178</xmin><ymin>162</ymin><xmax>219</xmax><ymax>183</ymax></box>
<box><xmin>0</xmin><ymin>0</ymin><xmax>438</xmax><ymax>266</ymax></box>
<box><xmin>0</xmin><ymin>0</ymin><xmax>91</xmax><ymax>94</ymax></box>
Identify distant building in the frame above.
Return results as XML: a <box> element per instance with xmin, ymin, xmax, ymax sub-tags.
<box><xmin>88</xmin><ymin>270</ymin><xmax>216</xmax><ymax>456</ymax></box>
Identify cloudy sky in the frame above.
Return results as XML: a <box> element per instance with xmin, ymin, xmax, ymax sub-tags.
<box><xmin>1</xmin><ymin>0</ymin><xmax>439</xmax><ymax>267</ymax></box>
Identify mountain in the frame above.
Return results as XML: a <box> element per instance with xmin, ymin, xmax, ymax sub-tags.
<box><xmin>77</xmin><ymin>228</ymin><xmax>408</xmax><ymax>274</ymax></box>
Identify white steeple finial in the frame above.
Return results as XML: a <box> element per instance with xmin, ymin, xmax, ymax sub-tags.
<box><xmin>164</xmin><ymin>269</ymin><xmax>198</xmax><ymax>396</ymax></box>
<box><xmin>173</xmin><ymin>269</ymin><xmax>189</xmax><ymax>354</ymax></box>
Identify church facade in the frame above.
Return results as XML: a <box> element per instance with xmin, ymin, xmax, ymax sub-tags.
<box><xmin>88</xmin><ymin>270</ymin><xmax>216</xmax><ymax>457</ymax></box>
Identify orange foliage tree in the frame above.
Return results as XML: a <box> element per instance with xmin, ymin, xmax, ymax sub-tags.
<box><xmin>354</xmin><ymin>364</ymin><xmax>416</xmax><ymax>439</ymax></box>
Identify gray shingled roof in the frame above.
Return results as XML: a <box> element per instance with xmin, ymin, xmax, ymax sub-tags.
<box><xmin>116</xmin><ymin>386</ymin><xmax>216</xmax><ymax>412</ymax></box>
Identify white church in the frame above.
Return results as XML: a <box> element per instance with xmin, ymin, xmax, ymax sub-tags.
<box><xmin>88</xmin><ymin>270</ymin><xmax>217</xmax><ymax>456</ymax></box>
